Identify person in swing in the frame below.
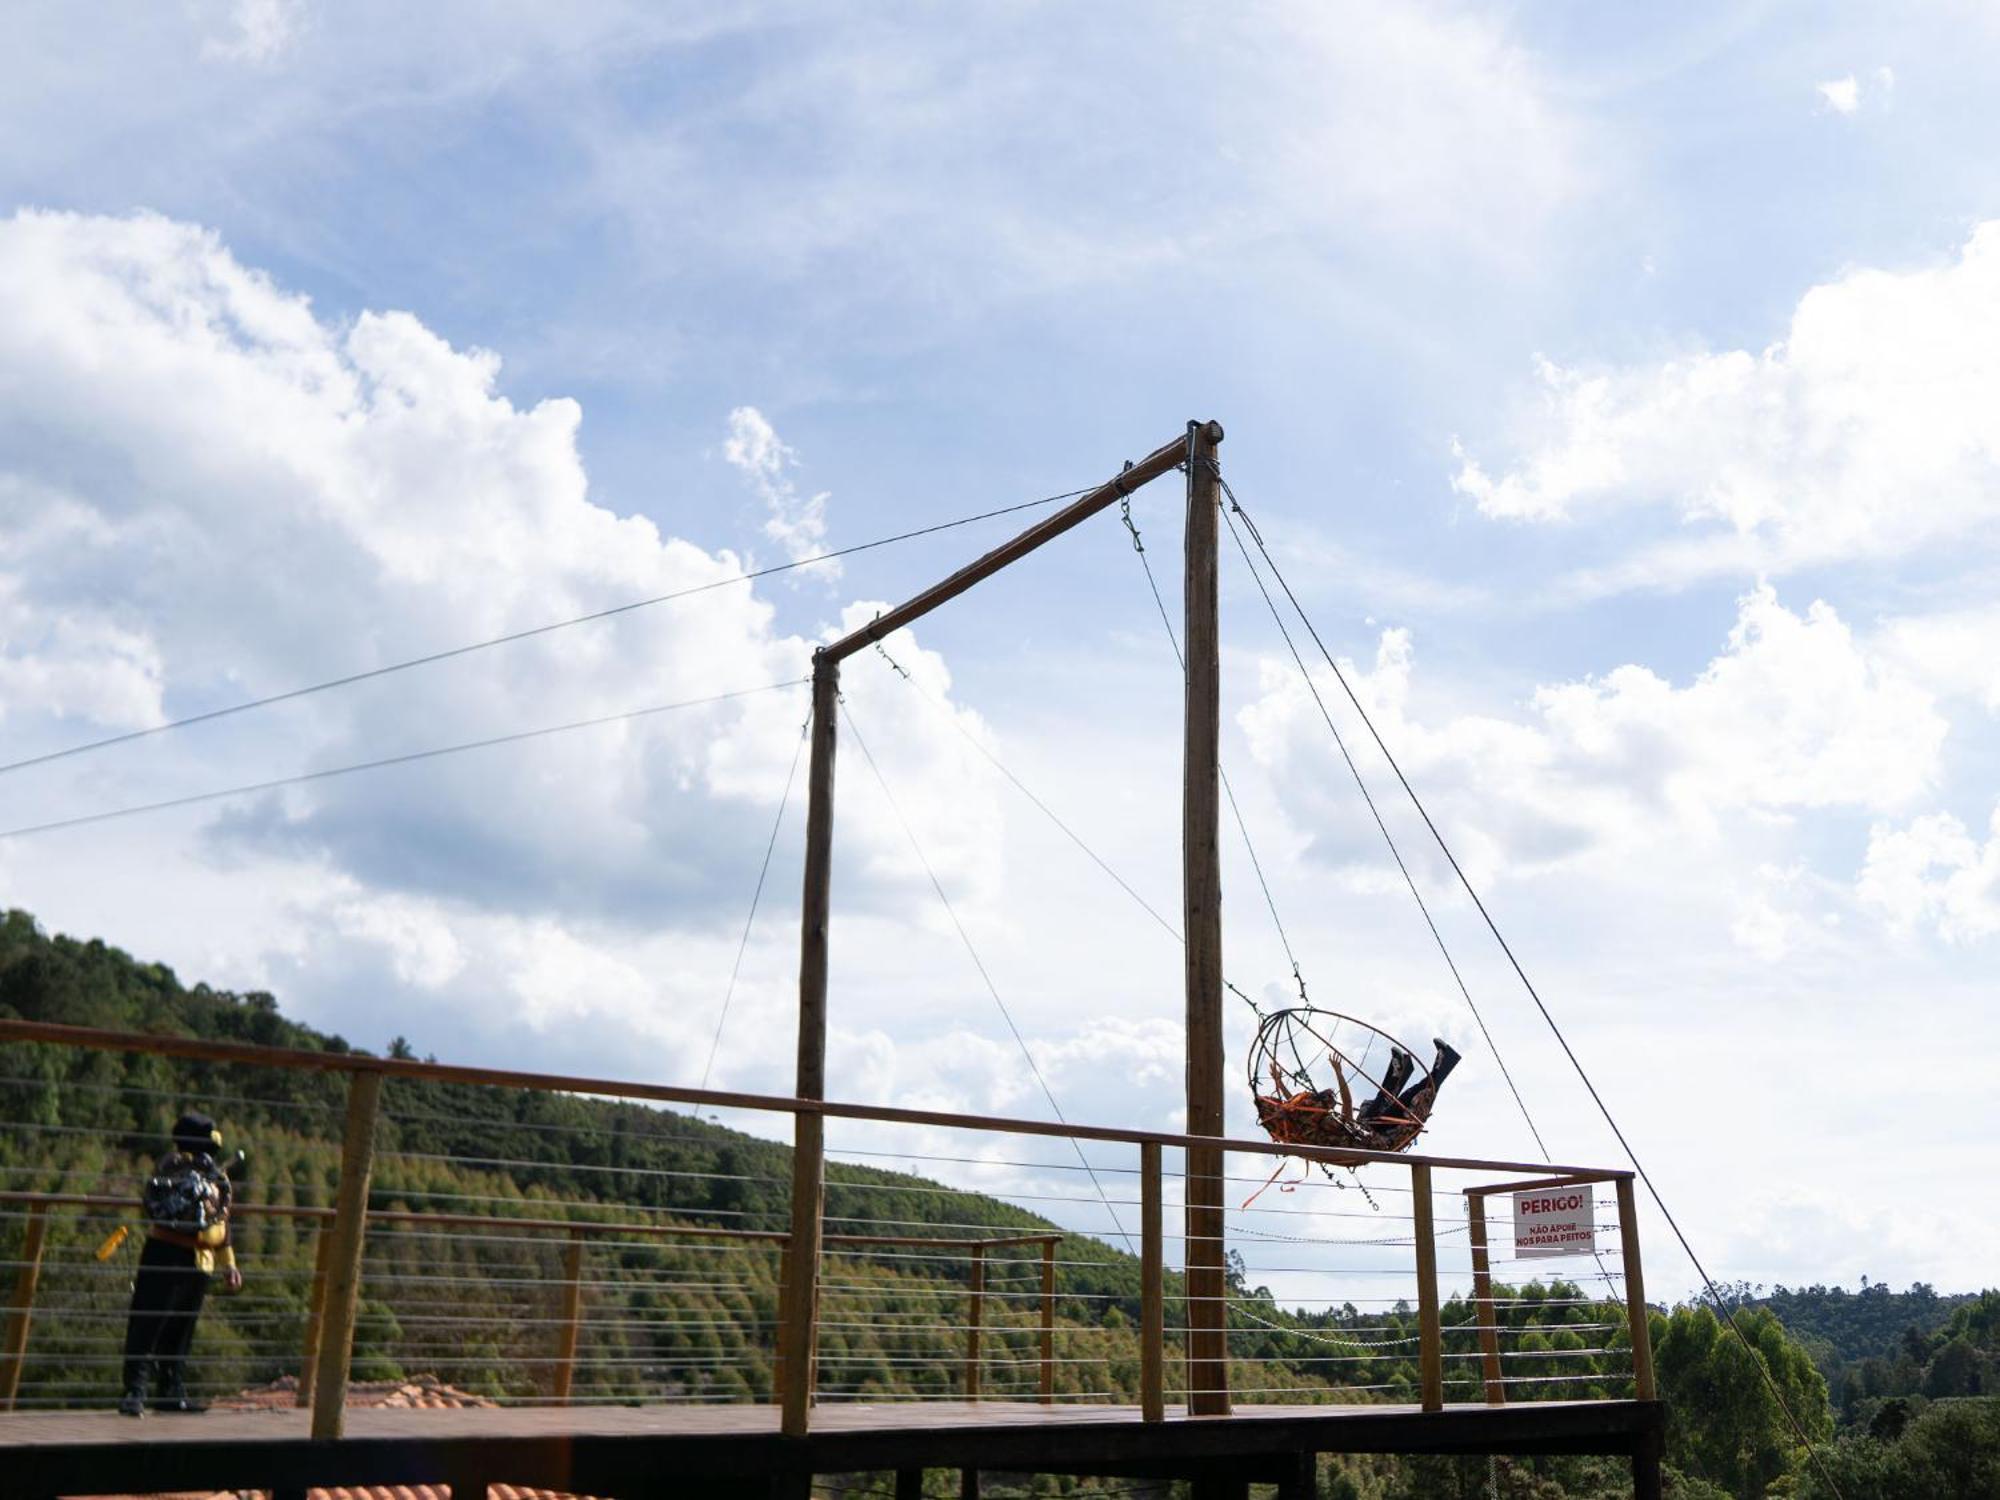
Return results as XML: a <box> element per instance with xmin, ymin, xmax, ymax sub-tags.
<box><xmin>119</xmin><ymin>1112</ymin><xmax>243</xmax><ymax>1416</ymax></box>
<box><xmin>1357</xmin><ymin>1038</ymin><xmax>1462</xmax><ymax>1134</ymax></box>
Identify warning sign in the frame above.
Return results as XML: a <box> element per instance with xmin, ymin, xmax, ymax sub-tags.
<box><xmin>1512</xmin><ymin>1187</ymin><xmax>1596</xmax><ymax>1259</ymax></box>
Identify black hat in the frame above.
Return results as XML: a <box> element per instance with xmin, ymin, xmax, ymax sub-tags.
<box><xmin>172</xmin><ymin>1112</ymin><xmax>221</xmax><ymax>1155</ymax></box>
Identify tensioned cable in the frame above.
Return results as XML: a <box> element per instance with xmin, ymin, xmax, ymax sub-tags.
<box><xmin>0</xmin><ymin>486</ymin><xmax>1091</xmax><ymax>780</ymax></box>
<box><xmin>1119</xmin><ymin>494</ymin><xmax>1308</xmax><ymax>1006</ymax></box>
<box><xmin>1213</xmin><ymin>464</ymin><xmax>1843</xmax><ymax>1495</ymax></box>
<box><xmin>699</xmin><ymin>710</ymin><xmax>812</xmax><ymax>1094</ymax></box>
<box><xmin>0</xmin><ymin>680</ymin><xmax>806</xmax><ymax>841</ymax></box>
<box><xmin>1212</xmin><ymin>498</ymin><xmax>1550</xmax><ymax>1162</ymax></box>
<box><xmin>837</xmin><ymin>699</ymin><xmax>1135</xmax><ymax>1255</ymax></box>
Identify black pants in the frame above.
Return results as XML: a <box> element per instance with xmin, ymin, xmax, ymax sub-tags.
<box><xmin>122</xmin><ymin>1236</ymin><xmax>210</xmax><ymax>1393</ymax></box>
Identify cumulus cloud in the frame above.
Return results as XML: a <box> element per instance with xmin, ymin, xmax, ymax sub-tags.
<box><xmin>1240</xmin><ymin>586</ymin><xmax>1945</xmax><ymax>891</ymax></box>
<box><xmin>1858</xmin><ymin>804</ymin><xmax>2000</xmax><ymax>943</ymax></box>
<box><xmin>723</xmin><ymin>405</ymin><xmax>833</xmax><ymax>569</ymax></box>
<box><xmin>0</xmin><ymin>208</ymin><xmax>999</xmax><ymax>1073</ymax></box>
<box><xmin>1451</xmin><ymin>222</ymin><xmax>2000</xmax><ymax>585</ymax></box>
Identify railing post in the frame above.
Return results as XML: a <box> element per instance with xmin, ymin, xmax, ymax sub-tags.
<box><xmin>965</xmin><ymin>1244</ymin><xmax>984</xmax><ymax>1401</ymax></box>
<box><xmin>773</xmin><ymin>1241</ymin><xmax>792</xmax><ymax>1403</ymax></box>
<box><xmin>1465</xmin><ymin>1192</ymin><xmax>1504</xmax><ymax>1405</ymax></box>
<box><xmin>1412</xmin><ymin>1162</ymin><xmax>1443</xmax><ymax>1413</ymax></box>
<box><xmin>311</xmin><ymin>1067</ymin><xmax>383</xmax><ymax>1441</ymax></box>
<box><xmin>552</xmin><ymin>1229</ymin><xmax>586</xmax><ymax>1404</ymax></box>
<box><xmin>0</xmin><ymin>1202</ymin><xmax>48</xmax><ymax>1411</ymax></box>
<box><xmin>777</xmin><ymin>1111</ymin><xmax>824</xmax><ymax>1437</ymax></box>
<box><xmin>1617</xmin><ymin>1178</ymin><xmax>1657</xmax><ymax>1401</ymax></box>
<box><xmin>1038</xmin><ymin>1238</ymin><xmax>1056</xmax><ymax>1405</ymax></box>
<box><xmin>1140</xmin><ymin>1141</ymin><xmax>1164</xmax><ymax>1423</ymax></box>
<box><xmin>296</xmin><ymin>1222</ymin><xmax>336</xmax><ymax>1408</ymax></box>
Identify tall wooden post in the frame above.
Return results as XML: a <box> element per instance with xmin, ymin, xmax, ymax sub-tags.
<box><xmin>1140</xmin><ymin>1142</ymin><xmax>1165</xmax><ymax>1423</ymax></box>
<box><xmin>552</xmin><ymin>1230</ymin><xmax>586</xmax><ymax>1404</ymax></box>
<box><xmin>312</xmin><ymin>1068</ymin><xmax>383</xmax><ymax>1441</ymax></box>
<box><xmin>1182</xmin><ymin>419</ymin><xmax>1229</xmax><ymax>1417</ymax></box>
<box><xmin>0</xmin><ymin>1203</ymin><xmax>48</xmax><ymax>1411</ymax></box>
<box><xmin>1038</xmin><ymin>1239</ymin><xmax>1057</xmax><ymax>1404</ymax></box>
<box><xmin>1412</xmin><ymin>1162</ymin><xmax>1443</xmax><ymax>1413</ymax></box>
<box><xmin>1466</xmin><ymin>1193</ymin><xmax>1505</xmax><ymax>1405</ymax></box>
<box><xmin>780</xmin><ymin>654</ymin><xmax>839</xmax><ymax>1439</ymax></box>
<box><xmin>1617</xmin><ymin>1178</ymin><xmax>1657</xmax><ymax>1401</ymax></box>
<box><xmin>296</xmin><ymin>1223</ymin><xmax>337</xmax><ymax>1408</ymax></box>
<box><xmin>965</xmin><ymin>1244</ymin><xmax>985</xmax><ymax>1400</ymax></box>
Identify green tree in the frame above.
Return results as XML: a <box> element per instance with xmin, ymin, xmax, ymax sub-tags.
<box><xmin>1652</xmin><ymin>1304</ymin><xmax>1832</xmax><ymax>1498</ymax></box>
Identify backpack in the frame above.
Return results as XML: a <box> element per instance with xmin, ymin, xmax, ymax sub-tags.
<box><xmin>142</xmin><ymin>1152</ymin><xmax>227</xmax><ymax>1233</ymax></box>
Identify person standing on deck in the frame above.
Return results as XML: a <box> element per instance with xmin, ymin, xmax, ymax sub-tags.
<box><xmin>119</xmin><ymin>1112</ymin><xmax>242</xmax><ymax>1416</ymax></box>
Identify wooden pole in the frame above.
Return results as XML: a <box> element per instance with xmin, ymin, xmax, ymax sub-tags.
<box><xmin>552</xmin><ymin>1230</ymin><xmax>586</xmax><ymax>1404</ymax></box>
<box><xmin>1412</xmin><ymin>1162</ymin><xmax>1443</xmax><ymax>1413</ymax></box>
<box><xmin>780</xmin><ymin>655</ymin><xmax>839</xmax><ymax>1439</ymax></box>
<box><xmin>1466</xmin><ymin>1194</ymin><xmax>1505</xmax><ymax>1405</ymax></box>
<box><xmin>310</xmin><ymin>1068</ymin><xmax>383</xmax><ymax>1441</ymax></box>
<box><xmin>819</xmin><ymin>434</ymin><xmax>1194</xmax><ymax>664</ymax></box>
<box><xmin>1039</xmin><ymin>1239</ymin><xmax>1056</xmax><ymax>1404</ymax></box>
<box><xmin>965</xmin><ymin>1244</ymin><xmax>985</xmax><ymax>1401</ymax></box>
<box><xmin>1182</xmin><ymin>418</ymin><xmax>1228</xmax><ymax>1417</ymax></box>
<box><xmin>0</xmin><ymin>1203</ymin><xmax>48</xmax><ymax>1411</ymax></box>
<box><xmin>1140</xmin><ymin>1141</ymin><xmax>1164</xmax><ymax>1423</ymax></box>
<box><xmin>295</xmin><ymin>1226</ymin><xmax>337</xmax><ymax>1408</ymax></box>
<box><xmin>1617</xmin><ymin>1178</ymin><xmax>1657</xmax><ymax>1401</ymax></box>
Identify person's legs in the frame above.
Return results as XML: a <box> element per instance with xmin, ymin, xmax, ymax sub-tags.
<box><xmin>1359</xmin><ymin>1049</ymin><xmax>1414</xmax><ymax>1121</ymax></box>
<box><xmin>1395</xmin><ymin>1040</ymin><xmax>1464</xmax><ymax>1120</ymax></box>
<box><xmin>121</xmin><ymin>1239</ymin><xmax>182</xmax><ymax>1414</ymax></box>
<box><xmin>154</xmin><ymin>1261</ymin><xmax>210</xmax><ymax>1411</ymax></box>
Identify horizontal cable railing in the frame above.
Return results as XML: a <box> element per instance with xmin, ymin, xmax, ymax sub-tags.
<box><xmin>0</xmin><ymin>1018</ymin><xmax>1652</xmax><ymax>1432</ymax></box>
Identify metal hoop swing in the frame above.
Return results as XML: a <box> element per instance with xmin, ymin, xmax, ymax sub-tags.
<box><xmin>1248</xmin><ymin>1007</ymin><xmax>1441</xmax><ymax>1155</ymax></box>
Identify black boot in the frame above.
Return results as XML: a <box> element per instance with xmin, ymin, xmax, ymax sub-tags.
<box><xmin>155</xmin><ymin>1366</ymin><xmax>206</xmax><ymax>1414</ymax></box>
<box><xmin>1430</xmin><ymin>1038</ymin><xmax>1462</xmax><ymax>1087</ymax></box>
<box><xmin>119</xmin><ymin>1361</ymin><xmax>149</xmax><ymax>1417</ymax></box>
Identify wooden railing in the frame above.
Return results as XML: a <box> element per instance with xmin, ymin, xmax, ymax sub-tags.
<box><xmin>0</xmin><ymin>1018</ymin><xmax>1655</xmax><ymax>1434</ymax></box>
<box><xmin>0</xmin><ymin>1188</ymin><xmax>1058</xmax><ymax>1414</ymax></box>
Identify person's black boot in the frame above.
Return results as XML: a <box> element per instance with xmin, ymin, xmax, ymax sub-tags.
<box><xmin>1430</xmin><ymin>1038</ymin><xmax>1463</xmax><ymax>1086</ymax></box>
<box><xmin>119</xmin><ymin>1361</ymin><xmax>149</xmax><ymax>1417</ymax></box>
<box><xmin>155</xmin><ymin>1367</ymin><xmax>207</xmax><ymax>1414</ymax></box>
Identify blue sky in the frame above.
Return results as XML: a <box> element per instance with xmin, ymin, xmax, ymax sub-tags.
<box><xmin>4</xmin><ymin>1</ymin><xmax>2000</xmax><ymax>1299</ymax></box>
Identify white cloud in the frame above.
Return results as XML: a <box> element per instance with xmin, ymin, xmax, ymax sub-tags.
<box><xmin>1240</xmin><ymin>586</ymin><xmax>1945</xmax><ymax>890</ymax></box>
<box><xmin>200</xmin><ymin>0</ymin><xmax>305</xmax><ymax>65</ymax></box>
<box><xmin>1858</xmin><ymin>804</ymin><xmax>2000</xmax><ymax>943</ymax></box>
<box><xmin>723</xmin><ymin>405</ymin><xmax>833</xmax><ymax>569</ymax></box>
<box><xmin>1452</xmin><ymin>222</ymin><xmax>2000</xmax><ymax>585</ymax></box>
<box><xmin>0</xmin><ymin>209</ymin><xmax>1000</xmax><ymax>1071</ymax></box>
<box><xmin>1816</xmin><ymin>75</ymin><xmax>1860</xmax><ymax>114</ymax></box>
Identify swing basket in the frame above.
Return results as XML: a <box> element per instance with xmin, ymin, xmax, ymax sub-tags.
<box><xmin>1248</xmin><ymin>1007</ymin><xmax>1438</xmax><ymax>1156</ymax></box>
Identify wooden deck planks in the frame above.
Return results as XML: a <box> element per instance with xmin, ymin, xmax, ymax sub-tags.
<box><xmin>0</xmin><ymin>1399</ymin><xmax>1666</xmax><ymax>1497</ymax></box>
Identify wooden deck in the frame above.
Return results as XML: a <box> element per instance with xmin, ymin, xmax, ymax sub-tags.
<box><xmin>1</xmin><ymin>1398</ymin><xmax>1664</xmax><ymax>1498</ymax></box>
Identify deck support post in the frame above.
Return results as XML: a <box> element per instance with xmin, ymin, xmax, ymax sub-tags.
<box><xmin>895</xmin><ymin>1472</ymin><xmax>925</xmax><ymax>1500</ymax></box>
<box><xmin>1140</xmin><ymin>1140</ymin><xmax>1165</xmax><ymax>1423</ymax></box>
<box><xmin>0</xmin><ymin>1201</ymin><xmax>48</xmax><ymax>1411</ymax></box>
<box><xmin>1038</xmin><ymin>1238</ymin><xmax>1057</xmax><ymax>1404</ymax></box>
<box><xmin>1413</xmin><ymin>1161</ymin><xmax>1443</xmax><ymax>1413</ymax></box>
<box><xmin>1617</xmin><ymin>1178</ymin><xmax>1656</xmax><ymax>1401</ymax></box>
<box><xmin>965</xmin><ymin>1243</ymin><xmax>985</xmax><ymax>1400</ymax></box>
<box><xmin>296</xmin><ymin>1223</ymin><xmax>336</xmax><ymax>1408</ymax></box>
<box><xmin>552</xmin><ymin>1229</ymin><xmax>586</xmax><ymax>1404</ymax></box>
<box><xmin>1466</xmin><ymin>1192</ymin><xmax>1505</xmax><ymax>1404</ymax></box>
<box><xmin>1182</xmin><ymin>419</ymin><xmax>1229</xmax><ymax>1418</ymax></box>
<box><xmin>781</xmin><ymin>654</ymin><xmax>839</xmax><ymax>1439</ymax></box>
<box><xmin>311</xmin><ymin>1067</ymin><xmax>383</xmax><ymax>1441</ymax></box>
